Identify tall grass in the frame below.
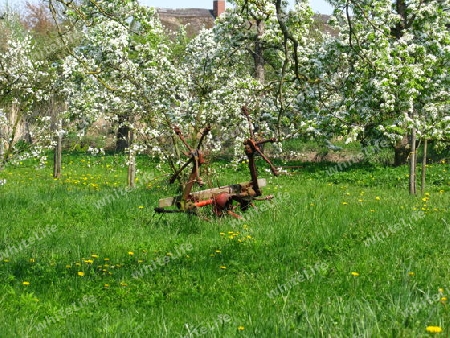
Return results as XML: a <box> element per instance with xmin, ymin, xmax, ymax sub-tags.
<box><xmin>0</xmin><ymin>154</ymin><xmax>449</xmax><ymax>337</ymax></box>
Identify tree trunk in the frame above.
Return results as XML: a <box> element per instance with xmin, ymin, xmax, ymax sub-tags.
<box><xmin>421</xmin><ymin>139</ymin><xmax>427</xmax><ymax>195</ymax></box>
<box><xmin>116</xmin><ymin>114</ymin><xmax>130</xmax><ymax>153</ymax></box>
<box><xmin>254</xmin><ymin>19</ymin><xmax>265</xmax><ymax>84</ymax></box>
<box><xmin>409</xmin><ymin>127</ymin><xmax>417</xmax><ymax>195</ymax></box>
<box><xmin>4</xmin><ymin>102</ymin><xmax>21</xmax><ymax>164</ymax></box>
<box><xmin>394</xmin><ymin>134</ymin><xmax>409</xmax><ymax>166</ymax></box>
<box><xmin>392</xmin><ymin>0</ymin><xmax>406</xmax><ymax>39</ymax></box>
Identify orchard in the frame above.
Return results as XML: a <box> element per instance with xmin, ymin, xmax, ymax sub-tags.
<box><xmin>0</xmin><ymin>0</ymin><xmax>449</xmax><ymax>336</ymax></box>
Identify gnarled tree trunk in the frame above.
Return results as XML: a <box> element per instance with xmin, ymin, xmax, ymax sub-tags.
<box><xmin>394</xmin><ymin>134</ymin><xmax>409</xmax><ymax>167</ymax></box>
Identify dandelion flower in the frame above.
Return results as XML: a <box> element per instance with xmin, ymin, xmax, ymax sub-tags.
<box><xmin>238</xmin><ymin>325</ymin><xmax>245</xmax><ymax>331</ymax></box>
<box><xmin>426</xmin><ymin>326</ymin><xmax>442</xmax><ymax>333</ymax></box>
<box><xmin>138</xmin><ymin>206</ymin><xmax>144</xmax><ymax>209</ymax></box>
<box><xmin>342</xmin><ymin>202</ymin><xmax>348</xmax><ymax>205</ymax></box>
<box><xmin>220</xmin><ymin>266</ymin><xmax>226</xmax><ymax>269</ymax></box>
<box><xmin>351</xmin><ymin>272</ymin><xmax>360</xmax><ymax>277</ymax></box>
<box><xmin>439</xmin><ymin>288</ymin><xmax>444</xmax><ymax>293</ymax></box>
<box><xmin>77</xmin><ymin>271</ymin><xmax>85</xmax><ymax>277</ymax></box>
<box><xmin>128</xmin><ymin>251</ymin><xmax>134</xmax><ymax>256</ymax></box>
<box><xmin>215</xmin><ymin>250</ymin><xmax>221</xmax><ymax>253</ymax></box>
<box><xmin>91</xmin><ymin>254</ymin><xmax>99</xmax><ymax>258</ymax></box>
<box><xmin>375</xmin><ymin>196</ymin><xmax>381</xmax><ymax>201</ymax></box>
<box><xmin>22</xmin><ymin>281</ymin><xmax>30</xmax><ymax>285</ymax></box>
<box><xmin>408</xmin><ymin>272</ymin><xmax>415</xmax><ymax>276</ymax></box>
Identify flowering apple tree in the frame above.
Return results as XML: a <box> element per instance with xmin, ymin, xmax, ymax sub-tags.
<box><xmin>0</xmin><ymin>16</ymin><xmax>55</xmax><ymax>168</ymax></box>
<box><xmin>54</xmin><ymin>0</ymin><xmax>184</xmax><ymax>185</ymax></box>
<box><xmin>305</xmin><ymin>0</ymin><xmax>450</xmax><ymax>193</ymax></box>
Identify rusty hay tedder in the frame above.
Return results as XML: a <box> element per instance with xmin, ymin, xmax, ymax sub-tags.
<box><xmin>154</xmin><ymin>106</ymin><xmax>280</xmax><ymax>218</ymax></box>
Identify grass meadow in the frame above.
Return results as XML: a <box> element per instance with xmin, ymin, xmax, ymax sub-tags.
<box><xmin>0</xmin><ymin>153</ymin><xmax>449</xmax><ymax>337</ymax></box>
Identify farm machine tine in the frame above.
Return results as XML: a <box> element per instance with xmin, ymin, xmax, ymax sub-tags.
<box><xmin>241</xmin><ymin>105</ymin><xmax>279</xmax><ymax>197</ymax></box>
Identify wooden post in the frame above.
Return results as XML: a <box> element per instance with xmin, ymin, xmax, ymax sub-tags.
<box><xmin>127</xmin><ymin>129</ymin><xmax>135</xmax><ymax>188</ymax></box>
<box><xmin>409</xmin><ymin>127</ymin><xmax>417</xmax><ymax>195</ymax></box>
<box><xmin>421</xmin><ymin>139</ymin><xmax>427</xmax><ymax>195</ymax></box>
<box><xmin>53</xmin><ymin>119</ymin><xmax>62</xmax><ymax>178</ymax></box>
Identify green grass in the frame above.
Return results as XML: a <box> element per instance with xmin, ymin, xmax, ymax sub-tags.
<box><xmin>0</xmin><ymin>154</ymin><xmax>449</xmax><ymax>337</ymax></box>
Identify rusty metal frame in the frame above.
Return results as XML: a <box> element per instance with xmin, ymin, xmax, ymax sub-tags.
<box><xmin>155</xmin><ymin>106</ymin><xmax>279</xmax><ymax>217</ymax></box>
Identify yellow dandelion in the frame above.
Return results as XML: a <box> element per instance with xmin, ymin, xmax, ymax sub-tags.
<box><xmin>440</xmin><ymin>297</ymin><xmax>447</xmax><ymax>304</ymax></box>
<box><xmin>439</xmin><ymin>288</ymin><xmax>444</xmax><ymax>293</ymax></box>
<box><xmin>29</xmin><ymin>258</ymin><xmax>35</xmax><ymax>263</ymax></box>
<box><xmin>342</xmin><ymin>202</ymin><xmax>348</xmax><ymax>205</ymax></box>
<box><xmin>215</xmin><ymin>250</ymin><xmax>221</xmax><ymax>253</ymax></box>
<box><xmin>426</xmin><ymin>326</ymin><xmax>442</xmax><ymax>333</ymax></box>
<box><xmin>238</xmin><ymin>325</ymin><xmax>245</xmax><ymax>331</ymax></box>
<box><xmin>138</xmin><ymin>259</ymin><xmax>144</xmax><ymax>263</ymax></box>
<box><xmin>104</xmin><ymin>258</ymin><xmax>110</xmax><ymax>261</ymax></box>
<box><xmin>77</xmin><ymin>271</ymin><xmax>85</xmax><ymax>277</ymax></box>
<box><xmin>22</xmin><ymin>281</ymin><xmax>30</xmax><ymax>285</ymax></box>
<box><xmin>408</xmin><ymin>272</ymin><xmax>415</xmax><ymax>276</ymax></box>
<box><xmin>91</xmin><ymin>254</ymin><xmax>99</xmax><ymax>258</ymax></box>
<box><xmin>104</xmin><ymin>284</ymin><xmax>110</xmax><ymax>288</ymax></box>
<box><xmin>138</xmin><ymin>206</ymin><xmax>144</xmax><ymax>209</ymax></box>
<box><xmin>351</xmin><ymin>272</ymin><xmax>360</xmax><ymax>277</ymax></box>
<box><xmin>220</xmin><ymin>266</ymin><xmax>226</xmax><ymax>269</ymax></box>
<box><xmin>128</xmin><ymin>251</ymin><xmax>134</xmax><ymax>256</ymax></box>
<box><xmin>219</xmin><ymin>232</ymin><xmax>225</xmax><ymax>235</ymax></box>
<box><xmin>84</xmin><ymin>259</ymin><xmax>94</xmax><ymax>264</ymax></box>
<box><xmin>375</xmin><ymin>196</ymin><xmax>381</xmax><ymax>201</ymax></box>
